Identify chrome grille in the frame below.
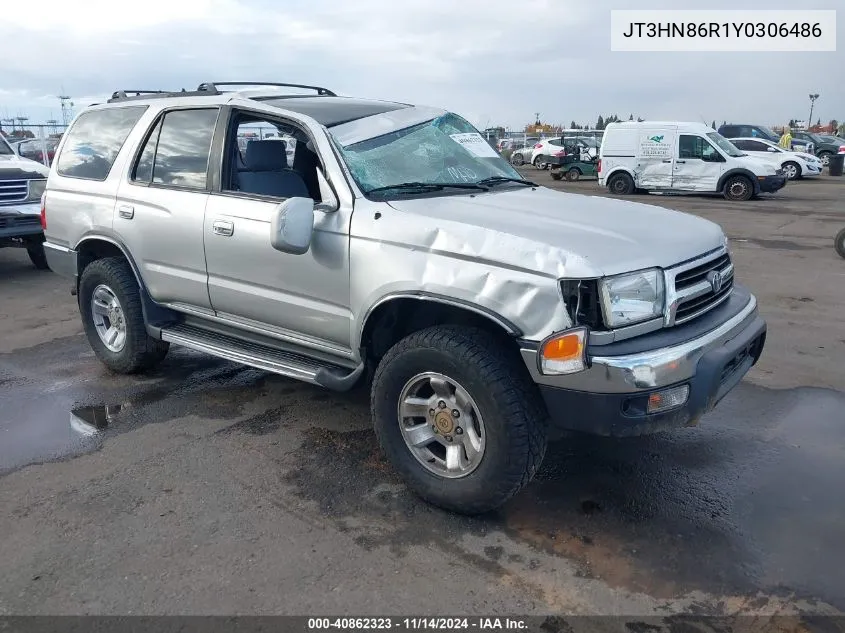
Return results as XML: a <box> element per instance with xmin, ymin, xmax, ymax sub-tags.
<box><xmin>666</xmin><ymin>248</ymin><xmax>734</xmax><ymax>326</ymax></box>
<box><xmin>0</xmin><ymin>180</ymin><xmax>28</xmax><ymax>204</ymax></box>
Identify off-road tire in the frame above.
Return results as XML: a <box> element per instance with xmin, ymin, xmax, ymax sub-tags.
<box><xmin>78</xmin><ymin>257</ymin><xmax>169</xmax><ymax>374</ymax></box>
<box><xmin>723</xmin><ymin>175</ymin><xmax>754</xmax><ymax>201</ymax></box>
<box><xmin>835</xmin><ymin>228</ymin><xmax>845</xmax><ymax>259</ymax></box>
<box><xmin>371</xmin><ymin>325</ymin><xmax>548</xmax><ymax>514</ymax></box>
<box><xmin>27</xmin><ymin>242</ymin><xmax>49</xmax><ymax>270</ymax></box>
<box><xmin>608</xmin><ymin>172</ymin><xmax>635</xmax><ymax>195</ymax></box>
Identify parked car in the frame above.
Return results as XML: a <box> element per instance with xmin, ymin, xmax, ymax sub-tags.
<box><xmin>14</xmin><ymin>138</ymin><xmax>60</xmax><ymax>166</ymax></box>
<box><xmin>0</xmin><ymin>134</ymin><xmax>50</xmax><ymax>268</ymax></box>
<box><xmin>790</xmin><ymin>131</ymin><xmax>845</xmax><ymax>166</ymax></box>
<box><xmin>509</xmin><ymin>137</ymin><xmax>539</xmax><ymax>166</ymax></box>
<box><xmin>41</xmin><ymin>82</ymin><xmax>767</xmax><ymax>514</ymax></box>
<box><xmin>729</xmin><ymin>137</ymin><xmax>822</xmax><ymax>180</ymax></box>
<box><xmin>600</xmin><ymin>122</ymin><xmax>785</xmax><ymax>201</ymax></box>
<box><xmin>718</xmin><ymin>124</ymin><xmax>813</xmax><ymax>153</ymax></box>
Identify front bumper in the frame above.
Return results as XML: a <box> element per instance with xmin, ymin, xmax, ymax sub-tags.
<box><xmin>0</xmin><ymin>203</ymin><xmax>42</xmax><ymax>240</ymax></box>
<box><xmin>758</xmin><ymin>174</ymin><xmax>787</xmax><ymax>193</ymax></box>
<box><xmin>521</xmin><ymin>292</ymin><xmax>767</xmax><ymax>436</ymax></box>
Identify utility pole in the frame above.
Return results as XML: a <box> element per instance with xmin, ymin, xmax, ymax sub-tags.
<box><xmin>58</xmin><ymin>94</ymin><xmax>74</xmax><ymax>126</ymax></box>
<box><xmin>808</xmin><ymin>93</ymin><xmax>819</xmax><ymax>131</ymax></box>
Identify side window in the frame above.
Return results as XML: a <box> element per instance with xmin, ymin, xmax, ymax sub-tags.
<box><xmin>731</xmin><ymin>140</ymin><xmax>751</xmax><ymax>151</ymax></box>
<box><xmin>747</xmin><ymin>140</ymin><xmax>769</xmax><ymax>151</ymax></box>
<box><xmin>57</xmin><ymin>106</ymin><xmax>148</xmax><ymax>180</ymax></box>
<box><xmin>679</xmin><ymin>135</ymin><xmax>718</xmax><ymax>160</ymax></box>
<box><xmin>224</xmin><ymin>112</ymin><xmax>322</xmax><ymax>201</ymax></box>
<box><xmin>548</xmin><ymin>138</ymin><xmax>563</xmax><ymax>147</ymax></box>
<box><xmin>131</xmin><ymin>109</ymin><xmax>218</xmax><ymax>189</ymax></box>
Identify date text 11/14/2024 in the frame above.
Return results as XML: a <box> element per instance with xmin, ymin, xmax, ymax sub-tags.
<box><xmin>307</xmin><ymin>617</ymin><xmax>528</xmax><ymax>630</ymax></box>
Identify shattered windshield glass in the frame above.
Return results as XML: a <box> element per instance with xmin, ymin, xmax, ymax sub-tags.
<box><xmin>334</xmin><ymin>113</ymin><xmax>523</xmax><ymax>196</ymax></box>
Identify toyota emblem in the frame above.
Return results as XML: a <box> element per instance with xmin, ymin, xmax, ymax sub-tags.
<box><xmin>706</xmin><ymin>270</ymin><xmax>723</xmax><ymax>293</ymax></box>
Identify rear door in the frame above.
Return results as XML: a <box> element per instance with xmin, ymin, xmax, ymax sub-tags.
<box><xmin>635</xmin><ymin>128</ymin><xmax>676</xmax><ymax>188</ymax></box>
<box><xmin>114</xmin><ymin>107</ymin><xmax>220</xmax><ymax>311</ymax></box>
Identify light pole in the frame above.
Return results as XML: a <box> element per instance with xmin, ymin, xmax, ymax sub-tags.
<box><xmin>808</xmin><ymin>93</ymin><xmax>819</xmax><ymax>130</ymax></box>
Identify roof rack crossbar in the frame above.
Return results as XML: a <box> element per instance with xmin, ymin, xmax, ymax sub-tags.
<box><xmin>107</xmin><ymin>88</ymin><xmax>219</xmax><ymax>103</ymax></box>
<box><xmin>197</xmin><ymin>81</ymin><xmax>337</xmax><ymax>97</ymax></box>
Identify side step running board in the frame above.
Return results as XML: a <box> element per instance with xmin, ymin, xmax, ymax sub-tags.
<box><xmin>160</xmin><ymin>324</ymin><xmax>364</xmax><ymax>391</ymax></box>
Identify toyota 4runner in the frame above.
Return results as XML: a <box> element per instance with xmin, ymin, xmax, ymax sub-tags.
<box><xmin>42</xmin><ymin>82</ymin><xmax>767</xmax><ymax>514</ymax></box>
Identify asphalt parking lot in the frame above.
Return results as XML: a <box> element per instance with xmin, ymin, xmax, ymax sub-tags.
<box><xmin>1</xmin><ymin>174</ymin><xmax>844</xmax><ymax>617</ymax></box>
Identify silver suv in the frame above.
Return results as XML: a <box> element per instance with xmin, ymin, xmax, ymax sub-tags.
<box><xmin>42</xmin><ymin>81</ymin><xmax>767</xmax><ymax>514</ymax></box>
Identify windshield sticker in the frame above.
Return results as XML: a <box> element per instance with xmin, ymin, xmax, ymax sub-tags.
<box><xmin>450</xmin><ymin>133</ymin><xmax>499</xmax><ymax>158</ymax></box>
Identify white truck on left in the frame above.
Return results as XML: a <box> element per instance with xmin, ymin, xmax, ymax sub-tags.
<box><xmin>0</xmin><ymin>134</ymin><xmax>50</xmax><ymax>269</ymax></box>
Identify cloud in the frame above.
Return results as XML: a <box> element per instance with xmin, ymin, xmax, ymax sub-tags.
<box><xmin>0</xmin><ymin>0</ymin><xmax>842</xmax><ymax>131</ymax></box>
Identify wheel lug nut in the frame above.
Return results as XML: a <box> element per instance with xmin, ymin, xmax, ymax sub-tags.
<box><xmin>438</xmin><ymin>401</ymin><xmax>446</xmax><ymax>409</ymax></box>
<box><xmin>451</xmin><ymin>409</ymin><xmax>460</xmax><ymax>418</ymax></box>
<box><xmin>455</xmin><ymin>427</ymin><xmax>463</xmax><ymax>435</ymax></box>
<box><xmin>429</xmin><ymin>408</ymin><xmax>435</xmax><ymax>416</ymax></box>
<box><xmin>445</xmin><ymin>435</ymin><xmax>453</xmax><ymax>442</ymax></box>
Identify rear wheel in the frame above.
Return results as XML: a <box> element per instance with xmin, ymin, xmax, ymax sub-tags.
<box><xmin>78</xmin><ymin>257</ymin><xmax>169</xmax><ymax>374</ymax></box>
<box><xmin>511</xmin><ymin>153</ymin><xmax>524</xmax><ymax>166</ymax></box>
<box><xmin>565</xmin><ymin>167</ymin><xmax>581</xmax><ymax>181</ymax></box>
<box><xmin>782</xmin><ymin>161</ymin><xmax>801</xmax><ymax>180</ymax></box>
<box><xmin>533</xmin><ymin>155</ymin><xmax>549</xmax><ymax>170</ymax></box>
<box><xmin>835</xmin><ymin>228</ymin><xmax>845</xmax><ymax>259</ymax></box>
<box><xmin>607</xmin><ymin>172</ymin><xmax>635</xmax><ymax>195</ymax></box>
<box><xmin>371</xmin><ymin>326</ymin><xmax>547</xmax><ymax>514</ymax></box>
<box><xmin>27</xmin><ymin>242</ymin><xmax>49</xmax><ymax>270</ymax></box>
<box><xmin>723</xmin><ymin>175</ymin><xmax>753</xmax><ymax>201</ymax></box>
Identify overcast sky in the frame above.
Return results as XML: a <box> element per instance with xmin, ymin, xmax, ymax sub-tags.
<box><xmin>0</xmin><ymin>0</ymin><xmax>841</xmax><ymax>131</ymax></box>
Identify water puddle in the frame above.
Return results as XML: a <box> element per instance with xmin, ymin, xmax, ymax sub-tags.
<box><xmin>69</xmin><ymin>404</ymin><xmax>123</xmax><ymax>435</ymax></box>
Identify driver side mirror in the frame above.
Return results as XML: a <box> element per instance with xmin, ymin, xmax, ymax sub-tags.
<box><xmin>270</xmin><ymin>197</ymin><xmax>315</xmax><ymax>255</ymax></box>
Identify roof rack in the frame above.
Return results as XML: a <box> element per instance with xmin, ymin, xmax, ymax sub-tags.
<box><xmin>107</xmin><ymin>88</ymin><xmax>219</xmax><ymax>103</ymax></box>
<box><xmin>196</xmin><ymin>81</ymin><xmax>336</xmax><ymax>97</ymax></box>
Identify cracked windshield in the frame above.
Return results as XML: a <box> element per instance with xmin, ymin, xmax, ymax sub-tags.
<box><xmin>335</xmin><ymin>113</ymin><xmax>522</xmax><ymax>194</ymax></box>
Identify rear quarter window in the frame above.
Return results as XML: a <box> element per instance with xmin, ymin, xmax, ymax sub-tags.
<box><xmin>56</xmin><ymin>106</ymin><xmax>148</xmax><ymax>181</ymax></box>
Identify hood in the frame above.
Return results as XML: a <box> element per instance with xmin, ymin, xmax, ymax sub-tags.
<box><xmin>385</xmin><ymin>186</ymin><xmax>725</xmax><ymax>278</ymax></box>
<box><xmin>0</xmin><ymin>153</ymin><xmax>50</xmax><ymax>179</ymax></box>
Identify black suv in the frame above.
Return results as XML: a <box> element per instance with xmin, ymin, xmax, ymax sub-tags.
<box><xmin>790</xmin><ymin>131</ymin><xmax>845</xmax><ymax>166</ymax></box>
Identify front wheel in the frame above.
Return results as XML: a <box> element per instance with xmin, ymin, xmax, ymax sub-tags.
<box><xmin>782</xmin><ymin>161</ymin><xmax>801</xmax><ymax>180</ymax></box>
<box><xmin>371</xmin><ymin>326</ymin><xmax>548</xmax><ymax>514</ymax></box>
<box><xmin>723</xmin><ymin>175</ymin><xmax>754</xmax><ymax>201</ymax></box>
<box><xmin>511</xmin><ymin>153</ymin><xmax>524</xmax><ymax>166</ymax></box>
<box><xmin>565</xmin><ymin>167</ymin><xmax>581</xmax><ymax>181</ymax></box>
<box><xmin>819</xmin><ymin>151</ymin><xmax>832</xmax><ymax>167</ymax></box>
<box><xmin>78</xmin><ymin>257</ymin><xmax>170</xmax><ymax>374</ymax></box>
<box><xmin>835</xmin><ymin>228</ymin><xmax>845</xmax><ymax>259</ymax></box>
<box><xmin>533</xmin><ymin>155</ymin><xmax>548</xmax><ymax>170</ymax></box>
<box><xmin>27</xmin><ymin>242</ymin><xmax>50</xmax><ymax>270</ymax></box>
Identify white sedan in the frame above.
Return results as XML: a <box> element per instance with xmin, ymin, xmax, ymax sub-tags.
<box><xmin>729</xmin><ymin>137</ymin><xmax>822</xmax><ymax>180</ymax></box>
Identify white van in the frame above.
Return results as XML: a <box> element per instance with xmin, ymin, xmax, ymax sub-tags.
<box><xmin>598</xmin><ymin>122</ymin><xmax>786</xmax><ymax>201</ymax></box>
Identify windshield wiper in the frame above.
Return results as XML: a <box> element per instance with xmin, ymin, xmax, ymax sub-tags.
<box><xmin>365</xmin><ymin>182</ymin><xmax>489</xmax><ymax>195</ymax></box>
<box><xmin>474</xmin><ymin>176</ymin><xmax>536</xmax><ymax>188</ymax></box>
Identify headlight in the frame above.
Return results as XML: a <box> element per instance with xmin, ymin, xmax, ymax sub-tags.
<box><xmin>27</xmin><ymin>179</ymin><xmax>46</xmax><ymax>202</ymax></box>
<box><xmin>599</xmin><ymin>268</ymin><xmax>665</xmax><ymax>328</ymax></box>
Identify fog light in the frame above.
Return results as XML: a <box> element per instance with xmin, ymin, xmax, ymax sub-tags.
<box><xmin>647</xmin><ymin>385</ymin><xmax>689</xmax><ymax>414</ymax></box>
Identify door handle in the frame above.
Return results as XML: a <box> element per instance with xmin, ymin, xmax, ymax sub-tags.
<box><xmin>212</xmin><ymin>220</ymin><xmax>234</xmax><ymax>237</ymax></box>
<box><xmin>662</xmin><ymin>159</ymin><xmax>672</xmax><ymax>163</ymax></box>
<box><xmin>118</xmin><ymin>205</ymin><xmax>134</xmax><ymax>219</ymax></box>
<box><xmin>675</xmin><ymin>160</ymin><xmax>686</xmax><ymax>164</ymax></box>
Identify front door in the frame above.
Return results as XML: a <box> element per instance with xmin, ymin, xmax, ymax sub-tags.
<box><xmin>203</xmin><ymin>108</ymin><xmax>352</xmax><ymax>353</ymax></box>
<box><xmin>672</xmin><ymin>134</ymin><xmax>724</xmax><ymax>192</ymax></box>
<box><xmin>636</xmin><ymin>130</ymin><xmax>676</xmax><ymax>188</ymax></box>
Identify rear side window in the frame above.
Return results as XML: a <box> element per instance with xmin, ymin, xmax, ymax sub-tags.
<box><xmin>56</xmin><ymin>106</ymin><xmax>148</xmax><ymax>180</ymax></box>
<box><xmin>131</xmin><ymin>108</ymin><xmax>219</xmax><ymax>190</ymax></box>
